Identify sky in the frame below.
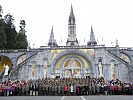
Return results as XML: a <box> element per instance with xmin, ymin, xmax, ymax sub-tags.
<box><xmin>1</xmin><ymin>0</ymin><xmax>133</xmax><ymax>48</ymax></box>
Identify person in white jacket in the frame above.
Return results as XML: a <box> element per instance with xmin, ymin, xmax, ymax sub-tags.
<box><xmin>70</xmin><ymin>84</ymin><xmax>74</xmax><ymax>95</ymax></box>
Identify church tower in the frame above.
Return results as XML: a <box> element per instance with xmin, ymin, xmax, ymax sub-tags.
<box><xmin>87</xmin><ymin>25</ymin><xmax>97</xmax><ymax>46</ymax></box>
<box><xmin>66</xmin><ymin>5</ymin><xmax>79</xmax><ymax>46</ymax></box>
<box><xmin>48</xmin><ymin>26</ymin><xmax>58</xmax><ymax>46</ymax></box>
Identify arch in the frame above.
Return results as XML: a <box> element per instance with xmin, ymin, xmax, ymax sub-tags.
<box><xmin>120</xmin><ymin>52</ymin><xmax>131</xmax><ymax>65</ymax></box>
<box><xmin>16</xmin><ymin>54</ymin><xmax>27</xmax><ymax>66</ymax></box>
<box><xmin>0</xmin><ymin>55</ymin><xmax>12</xmax><ymax>73</ymax></box>
<box><xmin>51</xmin><ymin>49</ymin><xmax>96</xmax><ymax>77</ymax></box>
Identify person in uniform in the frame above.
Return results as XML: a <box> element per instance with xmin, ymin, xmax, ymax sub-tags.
<box><xmin>25</xmin><ymin>82</ymin><xmax>29</xmax><ymax>96</ymax></box>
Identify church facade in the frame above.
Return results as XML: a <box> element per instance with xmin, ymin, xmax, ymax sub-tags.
<box><xmin>0</xmin><ymin>5</ymin><xmax>133</xmax><ymax>82</ymax></box>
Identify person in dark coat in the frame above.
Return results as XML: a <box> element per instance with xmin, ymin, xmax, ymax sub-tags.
<box><xmin>29</xmin><ymin>83</ymin><xmax>33</xmax><ymax>96</ymax></box>
<box><xmin>45</xmin><ymin>84</ymin><xmax>48</xmax><ymax>95</ymax></box>
<box><xmin>35</xmin><ymin>83</ymin><xmax>39</xmax><ymax>96</ymax></box>
<box><xmin>76</xmin><ymin>84</ymin><xmax>80</xmax><ymax>95</ymax></box>
<box><xmin>55</xmin><ymin>84</ymin><xmax>58</xmax><ymax>95</ymax></box>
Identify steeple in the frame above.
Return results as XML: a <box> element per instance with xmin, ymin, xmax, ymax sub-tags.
<box><xmin>48</xmin><ymin>26</ymin><xmax>58</xmax><ymax>46</ymax></box>
<box><xmin>69</xmin><ymin>4</ymin><xmax>75</xmax><ymax>25</ymax></box>
<box><xmin>87</xmin><ymin>25</ymin><xmax>97</xmax><ymax>46</ymax></box>
<box><xmin>66</xmin><ymin>5</ymin><xmax>79</xmax><ymax>46</ymax></box>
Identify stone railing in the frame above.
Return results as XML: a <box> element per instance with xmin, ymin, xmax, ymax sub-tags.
<box><xmin>0</xmin><ymin>49</ymin><xmax>28</xmax><ymax>53</ymax></box>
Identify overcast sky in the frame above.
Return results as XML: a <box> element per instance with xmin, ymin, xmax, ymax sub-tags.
<box><xmin>1</xmin><ymin>0</ymin><xmax>133</xmax><ymax>48</ymax></box>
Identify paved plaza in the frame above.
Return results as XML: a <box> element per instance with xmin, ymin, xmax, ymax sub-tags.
<box><xmin>0</xmin><ymin>96</ymin><xmax>133</xmax><ymax>100</ymax></box>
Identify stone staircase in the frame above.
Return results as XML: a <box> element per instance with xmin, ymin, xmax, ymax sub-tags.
<box><xmin>8</xmin><ymin>51</ymin><xmax>38</xmax><ymax>78</ymax></box>
<box><xmin>106</xmin><ymin>49</ymin><xmax>133</xmax><ymax>70</ymax></box>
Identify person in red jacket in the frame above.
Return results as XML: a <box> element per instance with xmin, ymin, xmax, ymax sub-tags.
<box><xmin>110</xmin><ymin>83</ymin><xmax>114</xmax><ymax>95</ymax></box>
<box><xmin>64</xmin><ymin>85</ymin><xmax>68</xmax><ymax>95</ymax></box>
<box><xmin>117</xmin><ymin>84</ymin><xmax>122</xmax><ymax>95</ymax></box>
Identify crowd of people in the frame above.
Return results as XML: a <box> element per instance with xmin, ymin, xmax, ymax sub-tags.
<box><xmin>0</xmin><ymin>77</ymin><xmax>133</xmax><ymax>96</ymax></box>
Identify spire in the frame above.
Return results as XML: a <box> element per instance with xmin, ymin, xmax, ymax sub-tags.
<box><xmin>70</xmin><ymin>4</ymin><xmax>74</xmax><ymax>18</ymax></box>
<box><xmin>90</xmin><ymin>25</ymin><xmax>96</xmax><ymax>42</ymax></box>
<box><xmin>51</xmin><ymin>26</ymin><xmax>53</xmax><ymax>33</ymax></box>
<box><xmin>66</xmin><ymin>5</ymin><xmax>78</xmax><ymax>46</ymax></box>
<box><xmin>48</xmin><ymin>26</ymin><xmax>58</xmax><ymax>46</ymax></box>
<box><xmin>91</xmin><ymin>25</ymin><xmax>93</xmax><ymax>33</ymax></box>
<box><xmin>87</xmin><ymin>25</ymin><xmax>97</xmax><ymax>46</ymax></box>
<box><xmin>69</xmin><ymin>4</ymin><xmax>75</xmax><ymax>25</ymax></box>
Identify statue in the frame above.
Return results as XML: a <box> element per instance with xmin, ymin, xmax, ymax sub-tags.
<box><xmin>98</xmin><ymin>62</ymin><xmax>103</xmax><ymax>77</ymax></box>
<box><xmin>115</xmin><ymin>39</ymin><xmax>119</xmax><ymax>47</ymax></box>
<box><xmin>4</xmin><ymin>64</ymin><xmax>9</xmax><ymax>76</ymax></box>
<box><xmin>43</xmin><ymin>60</ymin><xmax>48</xmax><ymax>78</ymax></box>
<box><xmin>32</xmin><ymin>63</ymin><xmax>36</xmax><ymax>80</ymax></box>
<box><xmin>111</xmin><ymin>62</ymin><xmax>115</xmax><ymax>79</ymax></box>
<box><xmin>19</xmin><ymin>20</ymin><xmax>26</xmax><ymax>32</ymax></box>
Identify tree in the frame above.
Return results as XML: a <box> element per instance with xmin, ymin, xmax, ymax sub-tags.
<box><xmin>4</xmin><ymin>13</ymin><xmax>15</xmax><ymax>30</ymax></box>
<box><xmin>0</xmin><ymin>19</ymin><xmax>7</xmax><ymax>49</ymax></box>
<box><xmin>15</xmin><ymin>20</ymin><xmax>28</xmax><ymax>49</ymax></box>
<box><xmin>4</xmin><ymin>23</ymin><xmax>17</xmax><ymax>49</ymax></box>
<box><xmin>0</xmin><ymin>5</ymin><xmax>3</xmax><ymax>18</ymax></box>
<box><xmin>3</xmin><ymin>13</ymin><xmax>17</xmax><ymax>49</ymax></box>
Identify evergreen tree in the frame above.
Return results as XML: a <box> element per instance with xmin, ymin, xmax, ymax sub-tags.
<box><xmin>0</xmin><ymin>19</ymin><xmax>7</xmax><ymax>49</ymax></box>
<box><xmin>4</xmin><ymin>13</ymin><xmax>17</xmax><ymax>49</ymax></box>
<box><xmin>0</xmin><ymin>5</ymin><xmax>7</xmax><ymax>49</ymax></box>
<box><xmin>0</xmin><ymin>5</ymin><xmax>3</xmax><ymax>18</ymax></box>
<box><xmin>4</xmin><ymin>23</ymin><xmax>17</xmax><ymax>49</ymax></box>
<box><xmin>0</xmin><ymin>5</ymin><xmax>28</xmax><ymax>49</ymax></box>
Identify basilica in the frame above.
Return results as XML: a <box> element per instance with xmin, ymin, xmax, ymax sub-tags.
<box><xmin>0</xmin><ymin>5</ymin><xmax>133</xmax><ymax>82</ymax></box>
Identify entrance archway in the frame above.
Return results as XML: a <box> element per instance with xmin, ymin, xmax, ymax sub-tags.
<box><xmin>0</xmin><ymin>56</ymin><xmax>12</xmax><ymax>74</ymax></box>
<box><xmin>51</xmin><ymin>49</ymin><xmax>96</xmax><ymax>78</ymax></box>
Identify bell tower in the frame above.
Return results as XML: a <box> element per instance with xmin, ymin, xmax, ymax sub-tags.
<box><xmin>66</xmin><ymin>5</ymin><xmax>79</xmax><ymax>46</ymax></box>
